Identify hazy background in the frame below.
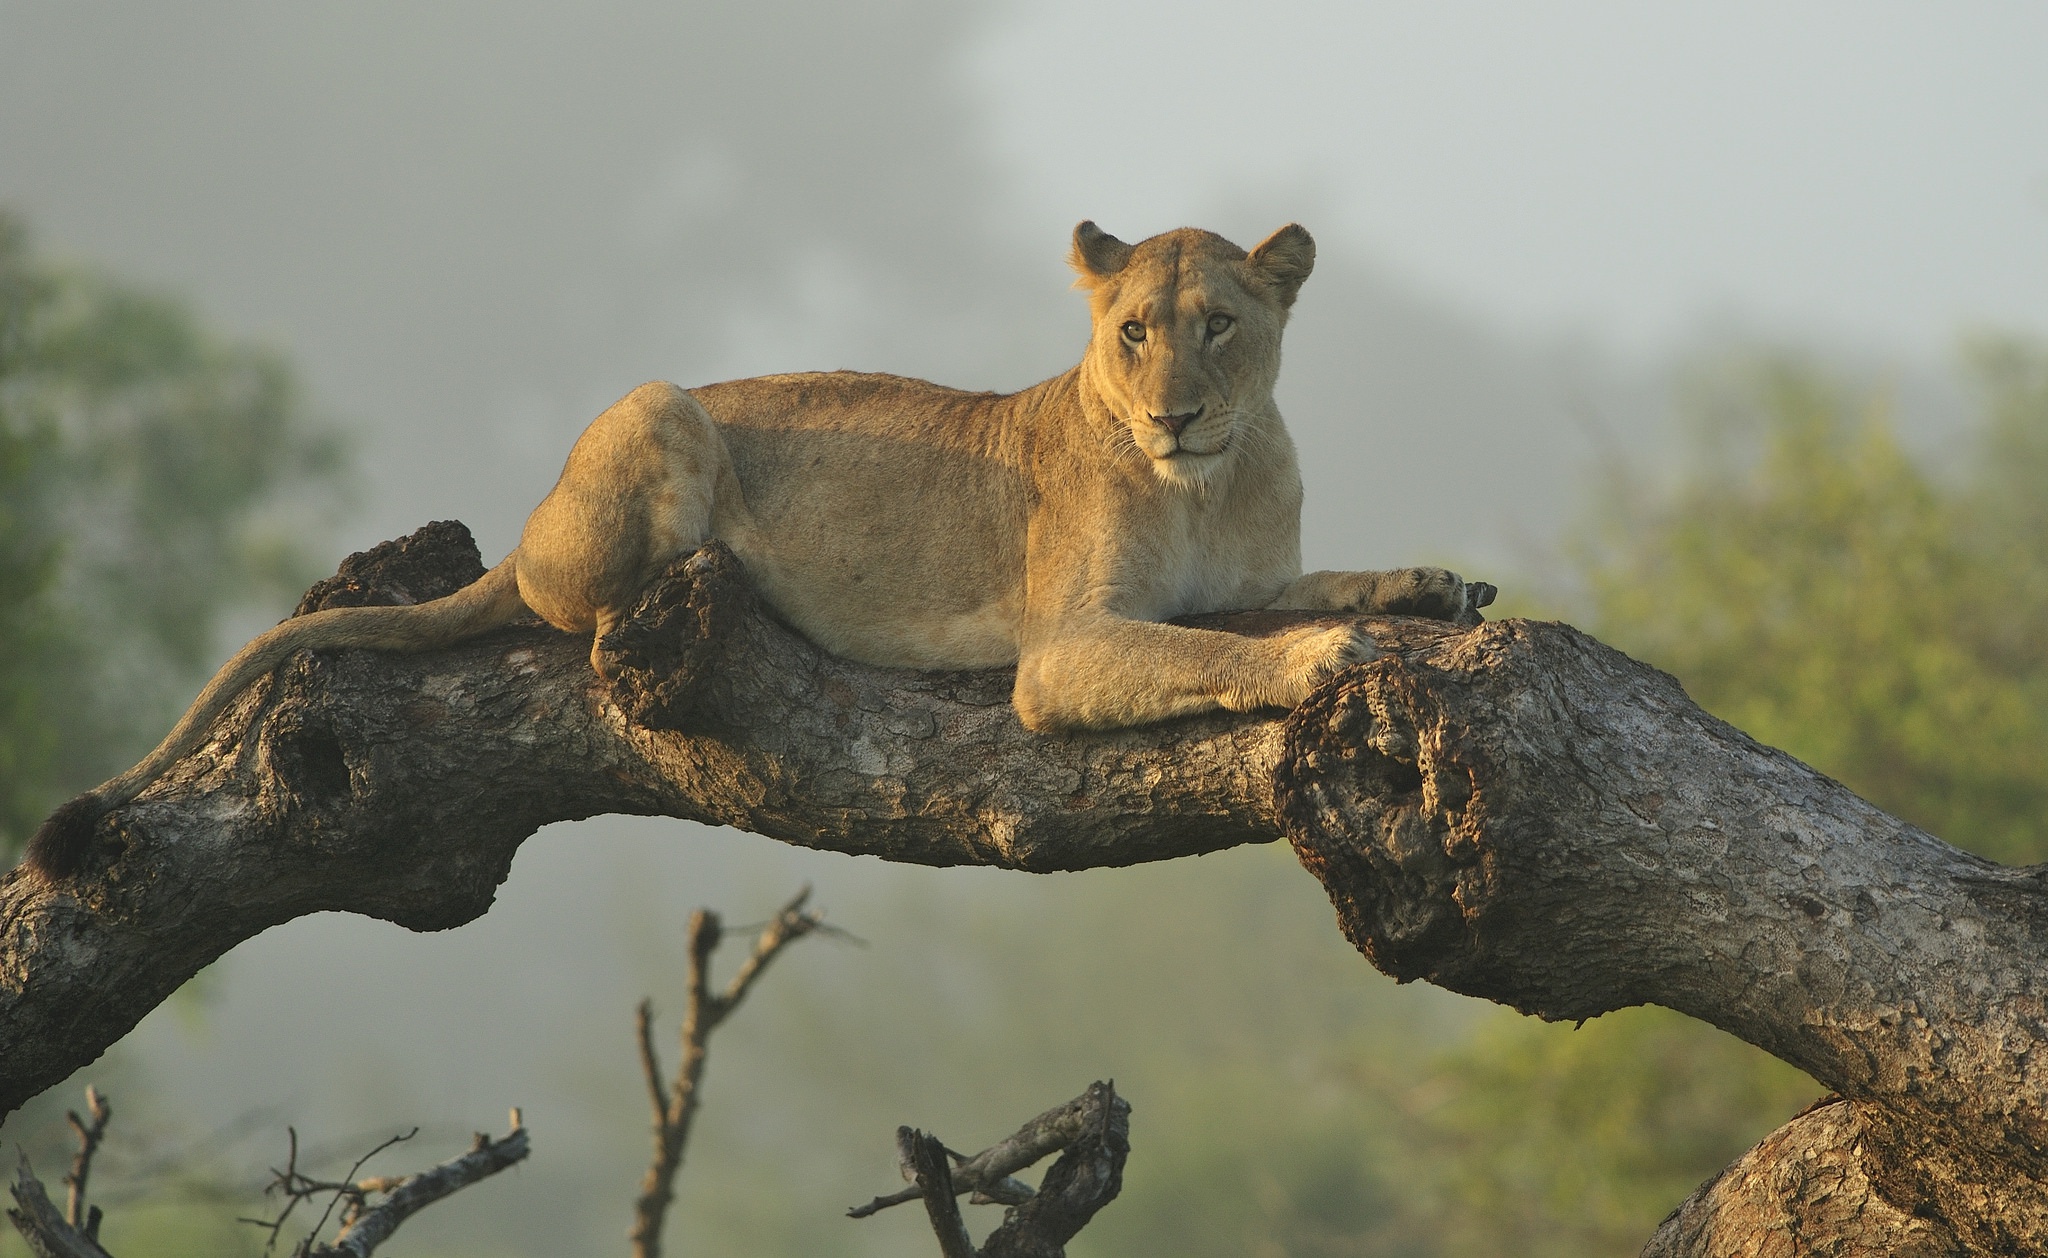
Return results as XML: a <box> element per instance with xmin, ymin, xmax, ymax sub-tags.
<box><xmin>3</xmin><ymin>2</ymin><xmax>2046</xmax><ymax>1254</ymax></box>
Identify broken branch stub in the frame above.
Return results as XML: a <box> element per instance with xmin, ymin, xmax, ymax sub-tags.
<box><xmin>860</xmin><ymin>1082</ymin><xmax>1131</xmax><ymax>1258</ymax></box>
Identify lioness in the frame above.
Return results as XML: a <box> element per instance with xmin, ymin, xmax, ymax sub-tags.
<box><xmin>26</xmin><ymin>221</ymin><xmax>1491</xmax><ymax>877</ymax></box>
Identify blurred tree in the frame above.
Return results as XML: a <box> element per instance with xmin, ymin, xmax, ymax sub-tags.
<box><xmin>1399</xmin><ymin>1006</ymin><xmax>1816</xmax><ymax>1258</ymax></box>
<box><xmin>1579</xmin><ymin>349</ymin><xmax>2048</xmax><ymax>865</ymax></box>
<box><xmin>0</xmin><ymin>209</ymin><xmax>347</xmax><ymax>858</ymax></box>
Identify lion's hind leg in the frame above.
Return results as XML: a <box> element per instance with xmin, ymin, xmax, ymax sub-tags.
<box><xmin>515</xmin><ymin>382</ymin><xmax>732</xmax><ymax>680</ymax></box>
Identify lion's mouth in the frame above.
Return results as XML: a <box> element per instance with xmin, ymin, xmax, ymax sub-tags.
<box><xmin>1162</xmin><ymin>433</ymin><xmax>1229</xmax><ymax>460</ymax></box>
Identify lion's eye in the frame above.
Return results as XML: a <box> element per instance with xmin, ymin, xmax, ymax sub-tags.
<box><xmin>1120</xmin><ymin>320</ymin><xmax>1146</xmax><ymax>344</ymax></box>
<box><xmin>1206</xmin><ymin>312</ymin><xmax>1234</xmax><ymax>337</ymax></box>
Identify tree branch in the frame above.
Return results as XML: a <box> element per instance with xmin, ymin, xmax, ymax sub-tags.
<box><xmin>7</xmin><ymin>1158</ymin><xmax>114</xmax><ymax>1258</ymax></box>
<box><xmin>0</xmin><ymin>523</ymin><xmax>1302</xmax><ymax>1116</ymax></box>
<box><xmin>907</xmin><ymin>1132</ymin><xmax>978</xmax><ymax>1258</ymax></box>
<box><xmin>1273</xmin><ymin>621</ymin><xmax>2048</xmax><ymax>1253</ymax></box>
<box><xmin>308</xmin><ymin>1118</ymin><xmax>529</xmax><ymax>1258</ymax></box>
<box><xmin>1</xmin><ymin>520</ymin><xmax>2042</xmax><ymax>1252</ymax></box>
<box><xmin>62</xmin><ymin>1085</ymin><xmax>109</xmax><ymax>1238</ymax></box>
<box><xmin>860</xmin><ymin>1082</ymin><xmax>1131</xmax><ymax>1258</ymax></box>
<box><xmin>242</xmin><ymin>1115</ymin><xmax>529</xmax><ymax>1258</ymax></box>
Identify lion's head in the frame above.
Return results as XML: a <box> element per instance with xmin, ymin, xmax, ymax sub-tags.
<box><xmin>1069</xmin><ymin>221</ymin><xmax>1314</xmax><ymax>488</ymax></box>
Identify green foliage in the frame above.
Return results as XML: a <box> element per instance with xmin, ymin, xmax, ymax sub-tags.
<box><xmin>1577</xmin><ymin>348</ymin><xmax>2048</xmax><ymax>864</ymax></box>
<box><xmin>1397</xmin><ymin>1007</ymin><xmax>1817</xmax><ymax>1258</ymax></box>
<box><xmin>0</xmin><ymin>211</ymin><xmax>347</xmax><ymax>853</ymax></box>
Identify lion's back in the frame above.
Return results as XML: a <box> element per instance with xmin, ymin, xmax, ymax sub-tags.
<box><xmin>689</xmin><ymin>371</ymin><xmax>1039</xmax><ymax>669</ymax></box>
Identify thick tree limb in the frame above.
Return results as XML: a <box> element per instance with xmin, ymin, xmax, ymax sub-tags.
<box><xmin>0</xmin><ymin>523</ymin><xmax>1301</xmax><ymax>1117</ymax></box>
<box><xmin>1274</xmin><ymin>622</ymin><xmax>2048</xmax><ymax>1253</ymax></box>
<box><xmin>0</xmin><ymin>521</ymin><xmax>2042</xmax><ymax>1252</ymax></box>
<box><xmin>1641</xmin><ymin>1097</ymin><xmax>1955</xmax><ymax>1256</ymax></box>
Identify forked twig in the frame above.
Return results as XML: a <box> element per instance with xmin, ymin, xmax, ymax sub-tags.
<box><xmin>241</xmin><ymin>1113</ymin><xmax>528</xmax><ymax>1258</ymax></box>
<box><xmin>629</xmin><ymin>887</ymin><xmax>830</xmax><ymax>1258</ymax></box>
<box><xmin>4</xmin><ymin>1084</ymin><xmax>119</xmax><ymax>1258</ymax></box>
<box><xmin>63</xmin><ymin>1084</ymin><xmax>111</xmax><ymax>1241</ymax></box>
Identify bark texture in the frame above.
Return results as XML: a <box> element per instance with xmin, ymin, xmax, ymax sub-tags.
<box><xmin>1275</xmin><ymin>623</ymin><xmax>2048</xmax><ymax>1254</ymax></box>
<box><xmin>1</xmin><ymin>521</ymin><xmax>2042</xmax><ymax>1254</ymax></box>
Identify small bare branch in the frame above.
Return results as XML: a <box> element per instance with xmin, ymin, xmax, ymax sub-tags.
<box><xmin>243</xmin><ymin>1125</ymin><xmax>420</xmax><ymax>1255</ymax></box>
<box><xmin>978</xmin><ymin>1084</ymin><xmax>1130</xmax><ymax>1258</ymax></box>
<box><xmin>240</xmin><ymin>1117</ymin><xmax>525</xmax><ymax>1258</ymax></box>
<box><xmin>7</xmin><ymin>1157</ymin><xmax>115</xmax><ymax>1258</ymax></box>
<box><xmin>310</xmin><ymin>1116</ymin><xmax>527</xmax><ymax>1258</ymax></box>
<box><xmin>909</xmin><ymin>1131</ymin><xmax>977</xmax><ymax>1258</ymax></box>
<box><xmin>849</xmin><ymin>1083</ymin><xmax>1126</xmax><ymax>1220</ymax></box>
<box><xmin>630</xmin><ymin>889</ymin><xmax>827</xmax><ymax>1258</ymax></box>
<box><xmin>62</xmin><ymin>1085</ymin><xmax>110</xmax><ymax>1236</ymax></box>
<box><xmin>851</xmin><ymin>1082</ymin><xmax>1131</xmax><ymax>1258</ymax></box>
<box><xmin>635</xmin><ymin>1000</ymin><xmax>667</xmax><ymax>1127</ymax></box>
<box><xmin>712</xmin><ymin>887</ymin><xmax>824</xmax><ymax>1017</ymax></box>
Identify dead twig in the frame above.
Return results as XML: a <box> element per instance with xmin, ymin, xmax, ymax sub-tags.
<box><xmin>629</xmin><ymin>887</ymin><xmax>828</xmax><ymax>1258</ymax></box>
<box><xmin>4</xmin><ymin>1085</ymin><xmax>118</xmax><ymax>1258</ymax></box>
<box><xmin>62</xmin><ymin>1085</ymin><xmax>111</xmax><ymax>1241</ymax></box>
<box><xmin>908</xmin><ymin>1130</ymin><xmax>976</xmax><ymax>1258</ymax></box>
<box><xmin>852</xmin><ymin>1082</ymin><xmax>1131</xmax><ymax>1258</ymax></box>
<box><xmin>8</xmin><ymin>1156</ymin><xmax>115</xmax><ymax>1258</ymax></box>
<box><xmin>241</xmin><ymin>1112</ymin><xmax>527</xmax><ymax>1258</ymax></box>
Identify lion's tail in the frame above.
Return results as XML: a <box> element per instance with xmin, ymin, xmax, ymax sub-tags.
<box><xmin>23</xmin><ymin>555</ymin><xmax>530</xmax><ymax>878</ymax></box>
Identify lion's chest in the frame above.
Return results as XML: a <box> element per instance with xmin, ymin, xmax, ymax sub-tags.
<box><xmin>1102</xmin><ymin>500</ymin><xmax>1296</xmax><ymax>621</ymax></box>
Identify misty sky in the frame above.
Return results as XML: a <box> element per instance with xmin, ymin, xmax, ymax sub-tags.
<box><xmin>3</xmin><ymin>4</ymin><xmax>2046</xmax><ymax>1253</ymax></box>
<box><xmin>4</xmin><ymin>1</ymin><xmax>2044</xmax><ymax>572</ymax></box>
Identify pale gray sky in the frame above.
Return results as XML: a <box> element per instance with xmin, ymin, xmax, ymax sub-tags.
<box><xmin>975</xmin><ymin>1</ymin><xmax>2048</xmax><ymax>355</ymax></box>
<box><xmin>5</xmin><ymin>1</ymin><xmax>2042</xmax><ymax>570</ymax></box>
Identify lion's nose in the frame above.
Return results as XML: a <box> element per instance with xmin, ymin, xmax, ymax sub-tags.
<box><xmin>1149</xmin><ymin>407</ymin><xmax>1202</xmax><ymax>437</ymax></box>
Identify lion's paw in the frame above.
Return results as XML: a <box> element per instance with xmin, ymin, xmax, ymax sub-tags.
<box><xmin>1281</xmin><ymin>623</ymin><xmax>1380</xmax><ymax>704</ymax></box>
<box><xmin>1373</xmin><ymin>567</ymin><xmax>1495</xmax><ymax>622</ymax></box>
<box><xmin>1381</xmin><ymin>567</ymin><xmax>1466</xmax><ymax>619</ymax></box>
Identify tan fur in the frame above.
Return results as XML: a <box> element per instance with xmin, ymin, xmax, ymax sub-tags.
<box><xmin>26</xmin><ymin>222</ymin><xmax>1482</xmax><ymax>876</ymax></box>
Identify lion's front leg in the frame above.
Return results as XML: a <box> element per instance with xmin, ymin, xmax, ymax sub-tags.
<box><xmin>1011</xmin><ymin>615</ymin><xmax>1378</xmax><ymax>731</ymax></box>
<box><xmin>1269</xmin><ymin>568</ymin><xmax>1496</xmax><ymax>625</ymax></box>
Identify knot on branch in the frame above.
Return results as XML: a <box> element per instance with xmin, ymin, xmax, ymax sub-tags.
<box><xmin>1272</xmin><ymin>621</ymin><xmax>1619</xmax><ymax>1022</ymax></box>
<box><xmin>1275</xmin><ymin>647</ymin><xmax>1479</xmax><ymax>984</ymax></box>
<box><xmin>601</xmin><ymin>541</ymin><xmax>753</xmax><ymax>730</ymax></box>
<box><xmin>295</xmin><ymin>520</ymin><xmax>488</xmax><ymax>615</ymax></box>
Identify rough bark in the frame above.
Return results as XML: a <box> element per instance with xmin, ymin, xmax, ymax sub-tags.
<box><xmin>0</xmin><ymin>523</ymin><xmax>1306</xmax><ymax>1119</ymax></box>
<box><xmin>1</xmin><ymin>521</ymin><xmax>2043</xmax><ymax>1254</ymax></box>
<box><xmin>1275</xmin><ymin>623</ymin><xmax>2048</xmax><ymax>1254</ymax></box>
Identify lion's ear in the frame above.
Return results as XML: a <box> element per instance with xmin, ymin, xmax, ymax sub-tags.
<box><xmin>1247</xmin><ymin>224</ymin><xmax>1315</xmax><ymax>308</ymax></box>
<box><xmin>1069</xmin><ymin>221</ymin><xmax>1134</xmax><ymax>289</ymax></box>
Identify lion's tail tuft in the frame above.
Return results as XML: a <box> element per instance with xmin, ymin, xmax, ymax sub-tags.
<box><xmin>23</xmin><ymin>793</ymin><xmax>107</xmax><ymax>879</ymax></box>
